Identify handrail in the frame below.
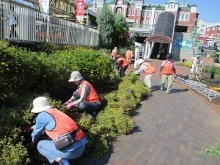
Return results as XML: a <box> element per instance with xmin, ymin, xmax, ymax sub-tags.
<box><xmin>0</xmin><ymin>1</ymin><xmax>99</xmax><ymax>46</ymax></box>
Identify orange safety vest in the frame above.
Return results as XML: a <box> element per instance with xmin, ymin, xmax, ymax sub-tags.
<box><xmin>112</xmin><ymin>50</ymin><xmax>117</xmax><ymax>57</ymax></box>
<box><xmin>45</xmin><ymin>109</ymin><xmax>85</xmax><ymax>141</ymax></box>
<box><xmin>142</xmin><ymin>62</ymin><xmax>156</xmax><ymax>74</ymax></box>
<box><xmin>161</xmin><ymin>60</ymin><xmax>174</xmax><ymax>75</ymax></box>
<box><xmin>126</xmin><ymin>50</ymin><xmax>132</xmax><ymax>59</ymax></box>
<box><xmin>77</xmin><ymin>80</ymin><xmax>100</xmax><ymax>102</ymax></box>
<box><xmin>117</xmin><ymin>58</ymin><xmax>130</xmax><ymax>67</ymax></box>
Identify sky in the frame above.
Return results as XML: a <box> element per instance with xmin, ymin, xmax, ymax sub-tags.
<box><xmin>145</xmin><ymin>0</ymin><xmax>220</xmax><ymax>23</ymax></box>
<box><xmin>15</xmin><ymin>0</ymin><xmax>220</xmax><ymax>23</ymax></box>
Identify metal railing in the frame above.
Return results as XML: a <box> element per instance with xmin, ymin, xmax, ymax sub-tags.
<box><xmin>0</xmin><ymin>1</ymin><xmax>99</xmax><ymax>46</ymax></box>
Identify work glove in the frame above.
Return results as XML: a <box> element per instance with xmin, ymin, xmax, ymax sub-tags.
<box><xmin>66</xmin><ymin>102</ymin><xmax>75</xmax><ymax>110</ymax></box>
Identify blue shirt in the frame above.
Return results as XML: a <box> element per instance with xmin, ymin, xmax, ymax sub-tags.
<box><xmin>31</xmin><ymin>112</ymin><xmax>55</xmax><ymax>142</ymax></box>
<box><xmin>31</xmin><ymin>111</ymin><xmax>88</xmax><ymax>150</ymax></box>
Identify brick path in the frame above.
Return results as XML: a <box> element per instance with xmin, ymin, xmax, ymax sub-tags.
<box><xmin>74</xmin><ymin>59</ymin><xmax>220</xmax><ymax>165</ymax></box>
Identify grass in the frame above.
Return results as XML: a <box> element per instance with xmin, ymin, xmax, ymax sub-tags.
<box><xmin>202</xmin><ymin>141</ymin><xmax>220</xmax><ymax>157</ymax></box>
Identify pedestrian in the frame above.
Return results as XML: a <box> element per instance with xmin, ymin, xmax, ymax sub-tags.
<box><xmin>191</xmin><ymin>55</ymin><xmax>201</xmax><ymax>74</ymax></box>
<box><xmin>125</xmin><ymin>48</ymin><xmax>133</xmax><ymax>66</ymax></box>
<box><xmin>65</xmin><ymin>71</ymin><xmax>101</xmax><ymax>118</ymax></box>
<box><xmin>8</xmin><ymin>6</ymin><xmax>18</xmax><ymax>38</ymax></box>
<box><xmin>159</xmin><ymin>53</ymin><xmax>177</xmax><ymax>94</ymax></box>
<box><xmin>134</xmin><ymin>46</ymin><xmax>140</xmax><ymax>69</ymax></box>
<box><xmin>116</xmin><ymin>54</ymin><xmax>130</xmax><ymax>77</ymax></box>
<box><xmin>29</xmin><ymin>96</ymin><xmax>88</xmax><ymax>165</ymax></box>
<box><xmin>135</xmin><ymin>59</ymin><xmax>155</xmax><ymax>91</ymax></box>
<box><xmin>111</xmin><ymin>47</ymin><xmax>118</xmax><ymax>60</ymax></box>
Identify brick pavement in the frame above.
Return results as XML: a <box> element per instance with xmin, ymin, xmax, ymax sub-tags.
<box><xmin>74</xmin><ymin>59</ymin><xmax>220</xmax><ymax>165</ymax></box>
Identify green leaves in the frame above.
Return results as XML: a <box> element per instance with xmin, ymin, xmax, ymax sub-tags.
<box><xmin>97</xmin><ymin>4</ymin><xmax>115</xmax><ymax>48</ymax></box>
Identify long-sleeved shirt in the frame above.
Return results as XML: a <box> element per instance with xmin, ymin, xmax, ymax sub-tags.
<box><xmin>135</xmin><ymin>64</ymin><xmax>148</xmax><ymax>75</ymax></box>
<box><xmin>31</xmin><ymin>111</ymin><xmax>88</xmax><ymax>150</ymax></box>
<box><xmin>31</xmin><ymin>112</ymin><xmax>55</xmax><ymax>142</ymax></box>
<box><xmin>73</xmin><ymin>81</ymin><xmax>90</xmax><ymax>105</ymax></box>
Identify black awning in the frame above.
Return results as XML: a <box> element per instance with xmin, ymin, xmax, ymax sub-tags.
<box><xmin>147</xmin><ymin>12</ymin><xmax>175</xmax><ymax>43</ymax></box>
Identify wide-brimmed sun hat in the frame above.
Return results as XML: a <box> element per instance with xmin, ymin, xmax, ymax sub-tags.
<box><xmin>31</xmin><ymin>97</ymin><xmax>52</xmax><ymax>113</ymax></box>
<box><xmin>137</xmin><ymin>59</ymin><xmax>144</xmax><ymax>65</ymax></box>
<box><xmin>68</xmin><ymin>71</ymin><xmax>83</xmax><ymax>82</ymax></box>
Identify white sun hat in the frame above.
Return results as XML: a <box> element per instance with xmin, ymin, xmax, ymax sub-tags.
<box><xmin>137</xmin><ymin>59</ymin><xmax>144</xmax><ymax>65</ymax></box>
<box><xmin>31</xmin><ymin>97</ymin><xmax>52</xmax><ymax>113</ymax></box>
<box><xmin>68</xmin><ymin>71</ymin><xmax>83</xmax><ymax>82</ymax></box>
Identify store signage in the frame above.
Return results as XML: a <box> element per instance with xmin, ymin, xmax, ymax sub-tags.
<box><xmin>76</xmin><ymin>0</ymin><xmax>85</xmax><ymax>22</ymax></box>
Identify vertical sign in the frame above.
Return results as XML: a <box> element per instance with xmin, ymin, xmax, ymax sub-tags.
<box><xmin>39</xmin><ymin>0</ymin><xmax>50</xmax><ymax>14</ymax></box>
<box><xmin>76</xmin><ymin>0</ymin><xmax>85</xmax><ymax>22</ymax></box>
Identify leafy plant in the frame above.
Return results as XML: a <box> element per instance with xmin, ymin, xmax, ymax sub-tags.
<box><xmin>202</xmin><ymin>141</ymin><xmax>220</xmax><ymax>157</ymax></box>
<box><xmin>96</xmin><ymin>4</ymin><xmax>114</xmax><ymax>48</ymax></box>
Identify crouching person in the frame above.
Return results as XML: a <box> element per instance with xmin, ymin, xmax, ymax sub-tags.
<box><xmin>65</xmin><ymin>71</ymin><xmax>101</xmax><ymax>118</ymax></box>
<box><xmin>30</xmin><ymin>96</ymin><xmax>88</xmax><ymax>165</ymax></box>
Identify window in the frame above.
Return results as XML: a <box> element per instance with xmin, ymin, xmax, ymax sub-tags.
<box><xmin>128</xmin><ymin>9</ymin><xmax>131</xmax><ymax>16</ymax></box>
<box><xmin>185</xmin><ymin>13</ymin><xmax>189</xmax><ymax>21</ymax></box>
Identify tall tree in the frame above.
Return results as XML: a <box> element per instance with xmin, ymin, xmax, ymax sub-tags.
<box><xmin>96</xmin><ymin>4</ymin><xmax>114</xmax><ymax>49</ymax></box>
<box><xmin>114</xmin><ymin>13</ymin><xmax>129</xmax><ymax>47</ymax></box>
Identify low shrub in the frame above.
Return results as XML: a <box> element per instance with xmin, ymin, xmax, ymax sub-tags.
<box><xmin>202</xmin><ymin>141</ymin><xmax>220</xmax><ymax>157</ymax></box>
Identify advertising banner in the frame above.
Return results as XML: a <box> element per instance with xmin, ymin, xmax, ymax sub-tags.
<box><xmin>76</xmin><ymin>0</ymin><xmax>85</xmax><ymax>22</ymax></box>
<box><xmin>39</xmin><ymin>0</ymin><xmax>50</xmax><ymax>14</ymax></box>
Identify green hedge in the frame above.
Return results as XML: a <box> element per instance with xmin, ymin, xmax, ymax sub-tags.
<box><xmin>0</xmin><ymin>40</ymin><xmax>150</xmax><ymax>163</ymax></box>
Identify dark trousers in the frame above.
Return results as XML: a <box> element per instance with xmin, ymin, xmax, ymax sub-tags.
<box><xmin>73</xmin><ymin>91</ymin><xmax>100</xmax><ymax>116</ymax></box>
<box><xmin>10</xmin><ymin>24</ymin><xmax>18</xmax><ymax>38</ymax></box>
<box><xmin>119</xmin><ymin>65</ymin><xmax>128</xmax><ymax>77</ymax></box>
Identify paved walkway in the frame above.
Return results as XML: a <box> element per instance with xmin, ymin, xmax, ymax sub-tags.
<box><xmin>74</xmin><ymin>60</ymin><xmax>220</xmax><ymax>165</ymax></box>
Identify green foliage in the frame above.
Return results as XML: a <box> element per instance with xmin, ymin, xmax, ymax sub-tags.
<box><xmin>202</xmin><ymin>141</ymin><xmax>220</xmax><ymax>157</ymax></box>
<box><xmin>95</xmin><ymin>108</ymin><xmax>134</xmax><ymax>136</ymax></box>
<box><xmin>204</xmin><ymin>66</ymin><xmax>220</xmax><ymax>75</ymax></box>
<box><xmin>114</xmin><ymin>13</ymin><xmax>129</xmax><ymax>47</ymax></box>
<box><xmin>0</xmin><ymin>40</ymin><xmax>114</xmax><ymax>105</ymax></box>
<box><xmin>185</xmin><ymin>61</ymin><xmax>192</xmax><ymax>68</ymax></box>
<box><xmin>85</xmin><ymin>134</ymin><xmax>109</xmax><ymax>158</ymax></box>
<box><xmin>0</xmin><ymin>138</ymin><xmax>30</xmax><ymax>165</ymax></box>
<box><xmin>97</xmin><ymin>4</ymin><xmax>114</xmax><ymax>48</ymax></box>
<box><xmin>119</xmin><ymin>47</ymin><xmax>127</xmax><ymax>55</ymax></box>
<box><xmin>52</xmin><ymin>48</ymin><xmax>114</xmax><ymax>83</ymax></box>
<box><xmin>176</xmin><ymin>61</ymin><xmax>192</xmax><ymax>67</ymax></box>
<box><xmin>0</xmin><ymin>40</ymin><xmax>150</xmax><ymax>162</ymax></box>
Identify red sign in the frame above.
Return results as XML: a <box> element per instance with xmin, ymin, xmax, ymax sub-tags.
<box><xmin>76</xmin><ymin>0</ymin><xmax>85</xmax><ymax>22</ymax></box>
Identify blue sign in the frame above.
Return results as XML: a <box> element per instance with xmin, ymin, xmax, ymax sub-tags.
<box><xmin>174</xmin><ymin>39</ymin><xmax>192</xmax><ymax>49</ymax></box>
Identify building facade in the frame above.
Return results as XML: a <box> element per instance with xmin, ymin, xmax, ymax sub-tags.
<box><xmin>89</xmin><ymin>0</ymin><xmax>198</xmax><ymax>36</ymax></box>
<box><xmin>88</xmin><ymin>0</ymin><xmax>199</xmax><ymax>60</ymax></box>
<box><xmin>197</xmin><ymin>20</ymin><xmax>220</xmax><ymax>47</ymax></box>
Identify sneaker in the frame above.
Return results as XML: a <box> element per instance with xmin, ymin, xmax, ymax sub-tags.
<box><xmin>59</xmin><ymin>159</ymin><xmax>70</xmax><ymax>165</ymax></box>
<box><xmin>166</xmin><ymin>91</ymin><xmax>170</xmax><ymax>94</ymax></box>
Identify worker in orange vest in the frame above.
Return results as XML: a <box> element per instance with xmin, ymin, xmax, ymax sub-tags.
<box><xmin>159</xmin><ymin>54</ymin><xmax>177</xmax><ymax>94</ymax></box>
<box><xmin>65</xmin><ymin>71</ymin><xmax>101</xmax><ymax>118</ymax></box>
<box><xmin>29</xmin><ymin>96</ymin><xmax>87</xmax><ymax>165</ymax></box>
<box><xmin>135</xmin><ymin>59</ymin><xmax>156</xmax><ymax>91</ymax></box>
<box><xmin>125</xmin><ymin>48</ymin><xmax>133</xmax><ymax>66</ymax></box>
<box><xmin>116</xmin><ymin>54</ymin><xmax>130</xmax><ymax>77</ymax></box>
